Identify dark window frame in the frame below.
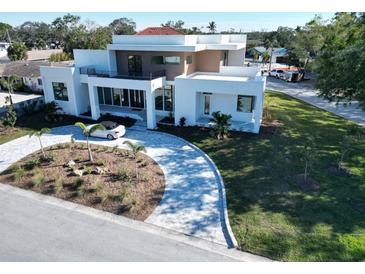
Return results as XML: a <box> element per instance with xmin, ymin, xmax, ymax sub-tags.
<box><xmin>237</xmin><ymin>95</ymin><xmax>254</xmax><ymax>113</ymax></box>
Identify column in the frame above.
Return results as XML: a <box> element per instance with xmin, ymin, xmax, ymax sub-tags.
<box><xmin>88</xmin><ymin>85</ymin><xmax>100</xmax><ymax>120</ymax></box>
<box><xmin>145</xmin><ymin>88</ymin><xmax>156</xmax><ymax>129</ymax></box>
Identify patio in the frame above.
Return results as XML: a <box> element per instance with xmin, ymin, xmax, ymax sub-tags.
<box><xmin>99</xmin><ymin>105</ymin><xmax>146</xmax><ymax>122</ymax></box>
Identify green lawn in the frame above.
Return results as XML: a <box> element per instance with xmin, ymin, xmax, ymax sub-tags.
<box><xmin>159</xmin><ymin>91</ymin><xmax>365</xmax><ymax>261</ymax></box>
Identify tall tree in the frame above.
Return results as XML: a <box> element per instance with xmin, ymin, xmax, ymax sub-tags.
<box><xmin>0</xmin><ymin>22</ymin><xmax>12</xmax><ymax>42</ymax></box>
<box><xmin>109</xmin><ymin>18</ymin><xmax>136</xmax><ymax>35</ymax></box>
<box><xmin>161</xmin><ymin>20</ymin><xmax>185</xmax><ymax>32</ymax></box>
<box><xmin>7</xmin><ymin>42</ymin><xmax>28</xmax><ymax>61</ymax></box>
<box><xmin>316</xmin><ymin>12</ymin><xmax>365</xmax><ymax>106</ymax></box>
<box><xmin>0</xmin><ymin>75</ymin><xmax>21</xmax><ymax>105</ymax></box>
<box><xmin>207</xmin><ymin>21</ymin><xmax>217</xmax><ymax>34</ymax></box>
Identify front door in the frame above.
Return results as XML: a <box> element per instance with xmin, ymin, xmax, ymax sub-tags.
<box><xmin>128</xmin><ymin>55</ymin><xmax>142</xmax><ymax>76</ymax></box>
<box><xmin>130</xmin><ymin>89</ymin><xmax>145</xmax><ymax>109</ymax></box>
<box><xmin>203</xmin><ymin>95</ymin><xmax>211</xmax><ymax>115</ymax></box>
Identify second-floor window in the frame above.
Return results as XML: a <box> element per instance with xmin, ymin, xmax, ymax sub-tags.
<box><xmin>186</xmin><ymin>56</ymin><xmax>193</xmax><ymax>64</ymax></box>
<box><xmin>151</xmin><ymin>56</ymin><xmax>181</xmax><ymax>65</ymax></box>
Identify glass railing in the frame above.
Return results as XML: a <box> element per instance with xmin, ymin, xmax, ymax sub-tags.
<box><xmin>79</xmin><ymin>67</ymin><xmax>166</xmax><ymax>80</ymax></box>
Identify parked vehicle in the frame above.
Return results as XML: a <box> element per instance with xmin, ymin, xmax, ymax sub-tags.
<box><xmin>89</xmin><ymin>121</ymin><xmax>126</xmax><ymax>140</ymax></box>
<box><xmin>269</xmin><ymin>69</ymin><xmax>285</xmax><ymax>79</ymax></box>
<box><xmin>283</xmin><ymin>70</ymin><xmax>304</xmax><ymax>82</ymax></box>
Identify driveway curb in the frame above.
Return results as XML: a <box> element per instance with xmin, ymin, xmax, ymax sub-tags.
<box><xmin>0</xmin><ymin>183</ymin><xmax>271</xmax><ymax>262</ymax></box>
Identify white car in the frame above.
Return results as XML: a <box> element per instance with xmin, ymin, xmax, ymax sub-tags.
<box><xmin>89</xmin><ymin>121</ymin><xmax>126</xmax><ymax>140</ymax></box>
<box><xmin>269</xmin><ymin>69</ymin><xmax>285</xmax><ymax>79</ymax></box>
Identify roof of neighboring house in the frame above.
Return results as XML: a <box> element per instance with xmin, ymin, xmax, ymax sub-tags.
<box><xmin>136</xmin><ymin>27</ymin><xmax>184</xmax><ymax>35</ymax></box>
<box><xmin>0</xmin><ymin>61</ymin><xmax>73</xmax><ymax>78</ymax></box>
<box><xmin>0</xmin><ymin>49</ymin><xmax>63</xmax><ymax>64</ymax></box>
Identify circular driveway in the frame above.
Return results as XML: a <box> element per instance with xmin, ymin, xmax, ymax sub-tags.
<box><xmin>0</xmin><ymin>125</ymin><xmax>236</xmax><ymax>247</ymax></box>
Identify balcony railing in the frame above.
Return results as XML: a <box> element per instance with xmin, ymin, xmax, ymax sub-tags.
<box><xmin>79</xmin><ymin>67</ymin><xmax>166</xmax><ymax>80</ymax></box>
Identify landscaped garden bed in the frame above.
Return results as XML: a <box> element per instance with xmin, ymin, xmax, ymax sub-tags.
<box><xmin>0</xmin><ymin>143</ymin><xmax>165</xmax><ymax>221</ymax></box>
<box><xmin>158</xmin><ymin>90</ymin><xmax>365</xmax><ymax>261</ymax></box>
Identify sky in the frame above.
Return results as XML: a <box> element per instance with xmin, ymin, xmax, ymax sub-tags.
<box><xmin>0</xmin><ymin>12</ymin><xmax>334</xmax><ymax>32</ymax></box>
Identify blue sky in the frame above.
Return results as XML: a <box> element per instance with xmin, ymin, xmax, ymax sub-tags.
<box><xmin>0</xmin><ymin>12</ymin><xmax>334</xmax><ymax>32</ymax></box>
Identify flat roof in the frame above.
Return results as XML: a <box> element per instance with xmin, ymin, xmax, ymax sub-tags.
<box><xmin>187</xmin><ymin>73</ymin><xmax>250</xmax><ymax>82</ymax></box>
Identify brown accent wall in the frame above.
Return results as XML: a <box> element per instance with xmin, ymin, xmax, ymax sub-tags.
<box><xmin>195</xmin><ymin>50</ymin><xmax>223</xmax><ymax>73</ymax></box>
<box><xmin>115</xmin><ymin>50</ymin><xmax>223</xmax><ymax>80</ymax></box>
<box><xmin>116</xmin><ymin>51</ymin><xmax>186</xmax><ymax>81</ymax></box>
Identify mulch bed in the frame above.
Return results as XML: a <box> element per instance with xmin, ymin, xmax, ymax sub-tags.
<box><xmin>293</xmin><ymin>174</ymin><xmax>320</xmax><ymax>192</ymax></box>
<box><xmin>0</xmin><ymin>143</ymin><xmax>165</xmax><ymax>221</ymax></box>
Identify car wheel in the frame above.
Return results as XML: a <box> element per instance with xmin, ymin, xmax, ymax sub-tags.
<box><xmin>107</xmin><ymin>134</ymin><xmax>114</xmax><ymax>140</ymax></box>
<box><xmin>275</xmin><ymin>75</ymin><xmax>279</xmax><ymax>79</ymax></box>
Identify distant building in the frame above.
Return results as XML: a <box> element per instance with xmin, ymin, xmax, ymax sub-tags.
<box><xmin>0</xmin><ymin>42</ymin><xmax>10</xmax><ymax>58</ymax></box>
<box><xmin>0</xmin><ymin>60</ymin><xmax>73</xmax><ymax>93</ymax></box>
<box><xmin>247</xmin><ymin>46</ymin><xmax>288</xmax><ymax>63</ymax></box>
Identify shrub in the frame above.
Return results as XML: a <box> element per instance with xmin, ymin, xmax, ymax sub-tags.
<box><xmin>25</xmin><ymin>158</ymin><xmax>40</xmax><ymax>170</ymax></box>
<box><xmin>77</xmin><ymin>184</ymin><xmax>87</xmax><ymax>197</ymax></box>
<box><xmin>101</xmin><ymin>191</ymin><xmax>113</xmax><ymax>204</ymax></box>
<box><xmin>118</xmin><ymin>188</ymin><xmax>128</xmax><ymax>202</ymax></box>
<box><xmin>1</xmin><ymin>105</ymin><xmax>17</xmax><ymax>127</ymax></box>
<box><xmin>179</xmin><ymin>117</ymin><xmax>186</xmax><ymax>127</ymax></box>
<box><xmin>210</xmin><ymin>111</ymin><xmax>232</xmax><ymax>140</ymax></box>
<box><xmin>14</xmin><ymin>166</ymin><xmax>26</xmax><ymax>182</ymax></box>
<box><xmin>49</xmin><ymin>52</ymin><xmax>73</xmax><ymax>62</ymax></box>
<box><xmin>55</xmin><ymin>178</ymin><xmax>64</xmax><ymax>194</ymax></box>
<box><xmin>33</xmin><ymin>172</ymin><xmax>45</xmax><ymax>187</ymax></box>
<box><xmin>83</xmin><ymin>165</ymin><xmax>93</xmax><ymax>175</ymax></box>
<box><xmin>116</xmin><ymin>168</ymin><xmax>129</xmax><ymax>181</ymax></box>
<box><xmin>95</xmin><ymin>180</ymin><xmax>104</xmax><ymax>193</ymax></box>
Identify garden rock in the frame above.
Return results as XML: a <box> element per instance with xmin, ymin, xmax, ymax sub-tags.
<box><xmin>65</xmin><ymin>160</ymin><xmax>76</xmax><ymax>168</ymax></box>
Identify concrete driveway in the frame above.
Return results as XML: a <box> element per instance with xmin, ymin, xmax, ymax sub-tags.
<box><xmin>266</xmin><ymin>77</ymin><xmax>365</xmax><ymax>126</ymax></box>
<box><xmin>0</xmin><ymin>125</ymin><xmax>236</xmax><ymax>248</ymax></box>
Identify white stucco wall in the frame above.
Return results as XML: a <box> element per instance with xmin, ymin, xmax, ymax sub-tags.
<box><xmin>40</xmin><ymin>66</ymin><xmax>79</xmax><ymax>116</ymax></box>
<box><xmin>73</xmin><ymin>49</ymin><xmax>110</xmax><ymax>71</ymax></box>
<box><xmin>23</xmin><ymin>77</ymin><xmax>43</xmax><ymax>92</ymax></box>
<box><xmin>174</xmin><ymin>75</ymin><xmax>265</xmax><ymax>130</ymax></box>
<box><xmin>227</xmin><ymin>49</ymin><xmax>245</xmax><ymax>66</ymax></box>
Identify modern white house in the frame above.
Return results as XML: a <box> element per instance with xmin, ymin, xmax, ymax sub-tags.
<box><xmin>40</xmin><ymin>27</ymin><xmax>266</xmax><ymax>133</ymax></box>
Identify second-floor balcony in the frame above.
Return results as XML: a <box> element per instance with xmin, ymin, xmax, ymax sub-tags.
<box><xmin>79</xmin><ymin>67</ymin><xmax>166</xmax><ymax>81</ymax></box>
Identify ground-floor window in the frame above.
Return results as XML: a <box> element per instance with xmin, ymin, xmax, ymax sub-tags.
<box><xmin>52</xmin><ymin>82</ymin><xmax>68</xmax><ymax>101</ymax></box>
<box><xmin>97</xmin><ymin>86</ymin><xmax>145</xmax><ymax>109</ymax></box>
<box><xmin>155</xmin><ymin>85</ymin><xmax>174</xmax><ymax>112</ymax></box>
<box><xmin>237</xmin><ymin>95</ymin><xmax>254</xmax><ymax>113</ymax></box>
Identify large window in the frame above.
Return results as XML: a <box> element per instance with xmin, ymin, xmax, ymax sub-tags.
<box><xmin>104</xmin><ymin>87</ymin><xmax>112</xmax><ymax>105</ymax></box>
<box><xmin>155</xmin><ymin>86</ymin><xmax>174</xmax><ymax>112</ymax></box>
<box><xmin>151</xmin><ymin>56</ymin><xmax>164</xmax><ymax>65</ymax></box>
<box><xmin>113</xmin><ymin>88</ymin><xmax>121</xmax><ymax>106</ymax></box>
<box><xmin>121</xmin><ymin>89</ymin><xmax>129</xmax><ymax>107</ymax></box>
<box><xmin>97</xmin><ymin>87</ymin><xmax>104</xmax><ymax>104</ymax></box>
<box><xmin>52</xmin><ymin>82</ymin><xmax>68</xmax><ymax>101</ymax></box>
<box><xmin>164</xmin><ymin>56</ymin><xmax>181</xmax><ymax>64</ymax></box>
<box><xmin>237</xmin><ymin>95</ymin><xmax>254</xmax><ymax>113</ymax></box>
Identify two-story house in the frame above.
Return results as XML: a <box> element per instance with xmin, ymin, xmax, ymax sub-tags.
<box><xmin>40</xmin><ymin>27</ymin><xmax>266</xmax><ymax>133</ymax></box>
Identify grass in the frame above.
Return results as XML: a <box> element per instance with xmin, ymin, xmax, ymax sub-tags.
<box><xmin>159</xmin><ymin>90</ymin><xmax>365</xmax><ymax>261</ymax></box>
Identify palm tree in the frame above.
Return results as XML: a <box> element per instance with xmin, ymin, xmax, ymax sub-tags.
<box><xmin>210</xmin><ymin>111</ymin><xmax>232</xmax><ymax>140</ymax></box>
<box><xmin>207</xmin><ymin>21</ymin><xmax>217</xmax><ymax>34</ymax></box>
<box><xmin>29</xmin><ymin>128</ymin><xmax>51</xmax><ymax>158</ymax></box>
<box><xmin>75</xmin><ymin>122</ymin><xmax>105</xmax><ymax>163</ymax></box>
<box><xmin>0</xmin><ymin>75</ymin><xmax>21</xmax><ymax>105</ymax></box>
<box><xmin>123</xmin><ymin>140</ymin><xmax>146</xmax><ymax>183</ymax></box>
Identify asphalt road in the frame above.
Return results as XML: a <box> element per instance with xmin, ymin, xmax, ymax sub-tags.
<box><xmin>0</xmin><ymin>185</ymin><xmax>237</xmax><ymax>262</ymax></box>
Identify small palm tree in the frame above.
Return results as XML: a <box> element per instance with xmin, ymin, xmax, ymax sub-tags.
<box><xmin>0</xmin><ymin>75</ymin><xmax>21</xmax><ymax>105</ymax></box>
<box><xmin>207</xmin><ymin>21</ymin><xmax>217</xmax><ymax>34</ymax></box>
<box><xmin>75</xmin><ymin>122</ymin><xmax>105</xmax><ymax>163</ymax></box>
<box><xmin>123</xmin><ymin>140</ymin><xmax>146</xmax><ymax>183</ymax></box>
<box><xmin>29</xmin><ymin>128</ymin><xmax>51</xmax><ymax>158</ymax></box>
<box><xmin>210</xmin><ymin>111</ymin><xmax>232</xmax><ymax>140</ymax></box>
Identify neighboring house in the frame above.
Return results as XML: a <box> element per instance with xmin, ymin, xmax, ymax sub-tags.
<box><xmin>40</xmin><ymin>27</ymin><xmax>266</xmax><ymax>133</ymax></box>
<box><xmin>0</xmin><ymin>48</ymin><xmax>63</xmax><ymax>63</ymax></box>
<box><xmin>247</xmin><ymin>46</ymin><xmax>288</xmax><ymax>64</ymax></box>
<box><xmin>0</xmin><ymin>61</ymin><xmax>73</xmax><ymax>93</ymax></box>
<box><xmin>0</xmin><ymin>42</ymin><xmax>10</xmax><ymax>58</ymax></box>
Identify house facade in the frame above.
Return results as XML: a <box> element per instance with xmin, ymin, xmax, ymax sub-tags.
<box><xmin>40</xmin><ymin>29</ymin><xmax>266</xmax><ymax>133</ymax></box>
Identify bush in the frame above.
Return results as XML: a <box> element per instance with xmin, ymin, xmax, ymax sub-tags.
<box><xmin>49</xmin><ymin>52</ymin><xmax>73</xmax><ymax>62</ymax></box>
<box><xmin>14</xmin><ymin>166</ymin><xmax>26</xmax><ymax>182</ymax></box>
<box><xmin>25</xmin><ymin>158</ymin><xmax>40</xmax><ymax>170</ymax></box>
<box><xmin>83</xmin><ymin>165</ymin><xmax>93</xmax><ymax>175</ymax></box>
<box><xmin>1</xmin><ymin>105</ymin><xmax>17</xmax><ymax>127</ymax></box>
<box><xmin>55</xmin><ymin>178</ymin><xmax>64</xmax><ymax>194</ymax></box>
<box><xmin>179</xmin><ymin>117</ymin><xmax>186</xmax><ymax>127</ymax></box>
<box><xmin>7</xmin><ymin>42</ymin><xmax>28</xmax><ymax>61</ymax></box>
<box><xmin>33</xmin><ymin>172</ymin><xmax>45</xmax><ymax>187</ymax></box>
<box><xmin>116</xmin><ymin>168</ymin><xmax>129</xmax><ymax>181</ymax></box>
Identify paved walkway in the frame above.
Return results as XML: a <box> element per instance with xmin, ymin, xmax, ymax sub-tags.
<box><xmin>0</xmin><ymin>125</ymin><xmax>235</xmax><ymax>247</ymax></box>
<box><xmin>266</xmin><ymin>77</ymin><xmax>365</xmax><ymax>126</ymax></box>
